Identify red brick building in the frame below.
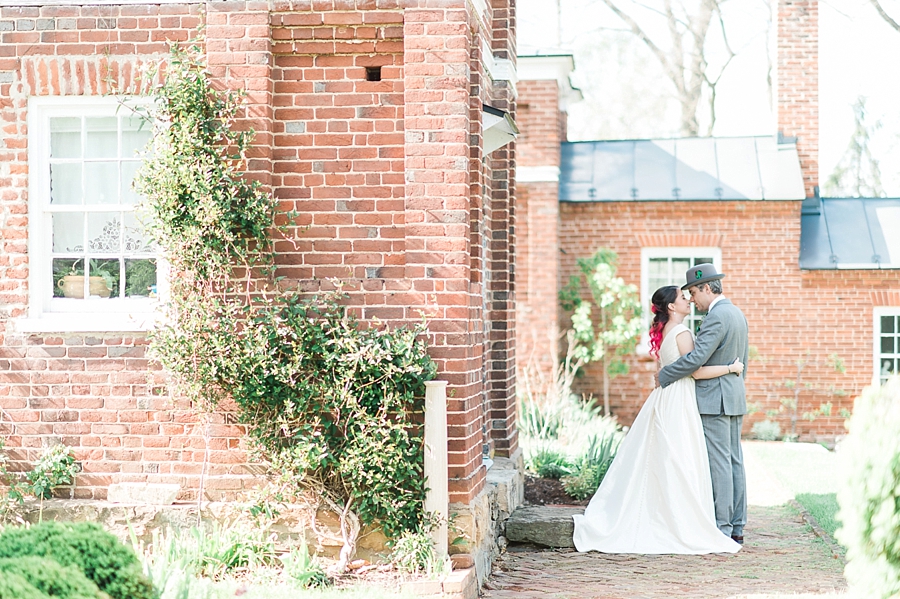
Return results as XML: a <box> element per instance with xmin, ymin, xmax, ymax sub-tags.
<box><xmin>516</xmin><ymin>0</ymin><xmax>900</xmax><ymax>442</ymax></box>
<box><xmin>0</xmin><ymin>0</ymin><xmax>519</xmax><ymax>567</ymax></box>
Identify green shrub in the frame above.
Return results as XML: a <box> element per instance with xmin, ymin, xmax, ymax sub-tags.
<box><xmin>0</xmin><ymin>571</ymin><xmax>49</xmax><ymax>599</ymax></box>
<box><xmin>837</xmin><ymin>377</ymin><xmax>900</xmax><ymax>597</ymax></box>
<box><xmin>27</xmin><ymin>444</ymin><xmax>77</xmax><ymax>500</ymax></box>
<box><xmin>279</xmin><ymin>542</ymin><xmax>328</xmax><ymax>589</ymax></box>
<box><xmin>390</xmin><ymin>529</ymin><xmax>448</xmax><ymax>577</ymax></box>
<box><xmin>751</xmin><ymin>419</ymin><xmax>781</xmax><ymax>441</ymax></box>
<box><xmin>528</xmin><ymin>448</ymin><xmax>572</xmax><ymax>480</ymax></box>
<box><xmin>562</xmin><ymin>433</ymin><xmax>619</xmax><ymax>500</ymax></box>
<box><xmin>518</xmin><ymin>397</ymin><xmax>563</xmax><ymax>440</ymax></box>
<box><xmin>519</xmin><ymin>392</ymin><xmax>622</xmax><ymax>478</ymax></box>
<box><xmin>0</xmin><ymin>521</ymin><xmax>155</xmax><ymax>599</ymax></box>
<box><xmin>0</xmin><ymin>556</ymin><xmax>104</xmax><ymax>599</ymax></box>
<box><xmin>156</xmin><ymin>521</ymin><xmax>279</xmax><ymax>581</ymax></box>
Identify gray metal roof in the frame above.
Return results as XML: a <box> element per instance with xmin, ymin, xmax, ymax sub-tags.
<box><xmin>559</xmin><ymin>136</ymin><xmax>805</xmax><ymax>202</ymax></box>
<box><xmin>800</xmin><ymin>197</ymin><xmax>900</xmax><ymax>269</ymax></box>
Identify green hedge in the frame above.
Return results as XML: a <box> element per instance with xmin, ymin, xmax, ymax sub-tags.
<box><xmin>0</xmin><ymin>556</ymin><xmax>104</xmax><ymax>599</ymax></box>
<box><xmin>0</xmin><ymin>522</ymin><xmax>155</xmax><ymax>599</ymax></box>
<box><xmin>0</xmin><ymin>571</ymin><xmax>50</xmax><ymax>599</ymax></box>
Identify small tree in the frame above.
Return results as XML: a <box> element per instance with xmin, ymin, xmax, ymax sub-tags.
<box><xmin>559</xmin><ymin>249</ymin><xmax>643</xmax><ymax>416</ymax></box>
<box><xmin>759</xmin><ymin>351</ymin><xmax>847</xmax><ymax>441</ymax></box>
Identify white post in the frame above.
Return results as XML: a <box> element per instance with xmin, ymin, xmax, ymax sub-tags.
<box><xmin>424</xmin><ymin>380</ymin><xmax>449</xmax><ymax>557</ymax></box>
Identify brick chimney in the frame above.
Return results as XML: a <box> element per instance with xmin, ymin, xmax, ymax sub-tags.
<box><xmin>777</xmin><ymin>0</ymin><xmax>819</xmax><ymax>198</ymax></box>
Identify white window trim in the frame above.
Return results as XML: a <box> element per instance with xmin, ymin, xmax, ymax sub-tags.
<box><xmin>19</xmin><ymin>95</ymin><xmax>164</xmax><ymax>334</ymax></box>
<box><xmin>874</xmin><ymin>307</ymin><xmax>900</xmax><ymax>387</ymax></box>
<box><xmin>637</xmin><ymin>247</ymin><xmax>722</xmax><ymax>355</ymax></box>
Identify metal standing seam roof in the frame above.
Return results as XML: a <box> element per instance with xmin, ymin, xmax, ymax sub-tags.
<box><xmin>800</xmin><ymin>197</ymin><xmax>900</xmax><ymax>269</ymax></box>
<box><xmin>559</xmin><ymin>136</ymin><xmax>806</xmax><ymax>202</ymax></box>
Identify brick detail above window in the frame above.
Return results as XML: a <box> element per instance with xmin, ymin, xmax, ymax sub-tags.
<box><xmin>634</xmin><ymin>233</ymin><xmax>723</xmax><ymax>247</ymax></box>
<box><xmin>872</xmin><ymin>291</ymin><xmax>900</xmax><ymax>307</ymax></box>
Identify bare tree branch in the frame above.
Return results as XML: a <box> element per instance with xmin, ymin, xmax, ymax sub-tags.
<box><xmin>597</xmin><ymin>0</ymin><xmax>682</xmax><ymax>87</ymax></box>
<box><xmin>597</xmin><ymin>0</ymin><xmax>741</xmax><ymax>136</ymax></box>
<box><xmin>871</xmin><ymin>0</ymin><xmax>900</xmax><ymax>32</ymax></box>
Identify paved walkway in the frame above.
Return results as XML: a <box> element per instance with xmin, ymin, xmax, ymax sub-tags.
<box><xmin>485</xmin><ymin>442</ymin><xmax>849</xmax><ymax>599</ymax></box>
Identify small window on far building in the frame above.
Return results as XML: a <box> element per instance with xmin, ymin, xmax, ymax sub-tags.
<box><xmin>875</xmin><ymin>309</ymin><xmax>900</xmax><ymax>386</ymax></box>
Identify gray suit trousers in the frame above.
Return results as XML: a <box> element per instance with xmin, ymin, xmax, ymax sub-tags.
<box><xmin>701</xmin><ymin>413</ymin><xmax>747</xmax><ymax>537</ymax></box>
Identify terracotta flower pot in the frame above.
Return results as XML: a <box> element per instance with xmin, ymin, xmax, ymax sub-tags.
<box><xmin>58</xmin><ymin>275</ymin><xmax>110</xmax><ymax>299</ymax></box>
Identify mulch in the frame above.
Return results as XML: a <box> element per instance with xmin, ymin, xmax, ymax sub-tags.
<box><xmin>523</xmin><ymin>475</ymin><xmax>589</xmax><ymax>507</ymax></box>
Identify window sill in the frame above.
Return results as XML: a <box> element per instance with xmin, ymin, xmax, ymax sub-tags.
<box><xmin>13</xmin><ymin>313</ymin><xmax>157</xmax><ymax>334</ymax></box>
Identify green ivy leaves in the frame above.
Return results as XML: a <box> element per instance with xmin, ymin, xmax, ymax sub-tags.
<box><xmin>138</xmin><ymin>44</ymin><xmax>436</xmax><ymax>543</ymax></box>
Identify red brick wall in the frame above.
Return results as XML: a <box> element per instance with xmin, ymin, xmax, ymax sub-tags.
<box><xmin>559</xmin><ymin>200</ymin><xmax>900</xmax><ymax>441</ymax></box>
<box><xmin>0</xmin><ymin>0</ymin><xmax>517</xmax><ymax>505</ymax></box>
<box><xmin>516</xmin><ymin>79</ymin><xmax>563</xmax><ymax>380</ymax></box>
<box><xmin>516</xmin><ymin>183</ymin><xmax>560</xmax><ymax>377</ymax></box>
<box><xmin>483</xmin><ymin>0</ymin><xmax>518</xmax><ymax>460</ymax></box>
<box><xmin>0</xmin><ymin>3</ymin><xmax>213</xmax><ymax>500</ymax></box>
<box><xmin>777</xmin><ymin>0</ymin><xmax>818</xmax><ymax>197</ymax></box>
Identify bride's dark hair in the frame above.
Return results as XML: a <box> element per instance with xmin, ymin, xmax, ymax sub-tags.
<box><xmin>648</xmin><ymin>285</ymin><xmax>680</xmax><ymax>359</ymax></box>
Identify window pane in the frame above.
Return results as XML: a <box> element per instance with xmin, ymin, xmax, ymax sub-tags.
<box><xmin>84</xmin><ymin>162</ymin><xmax>119</xmax><ymax>204</ymax></box>
<box><xmin>88</xmin><ymin>258</ymin><xmax>119</xmax><ymax>298</ymax></box>
<box><xmin>53</xmin><ymin>258</ymin><xmax>81</xmax><ymax>298</ymax></box>
<box><xmin>120</xmin><ymin>162</ymin><xmax>143</xmax><ymax>205</ymax></box>
<box><xmin>883</xmin><ymin>316</ymin><xmax>896</xmax><ymax>334</ymax></box>
<box><xmin>882</xmin><ymin>336</ymin><xmax>896</xmax><ymax>355</ymax></box>
<box><xmin>123</xmin><ymin>211</ymin><xmax>153</xmax><ymax>253</ymax></box>
<box><xmin>125</xmin><ymin>259</ymin><xmax>157</xmax><ymax>297</ymax></box>
<box><xmin>50</xmin><ymin>117</ymin><xmax>81</xmax><ymax>159</ymax></box>
<box><xmin>648</xmin><ymin>258</ymin><xmax>667</xmax><ymax>279</ymax></box>
<box><xmin>672</xmin><ymin>258</ymin><xmax>690</xmax><ymax>279</ymax></box>
<box><xmin>122</xmin><ymin>115</ymin><xmax>151</xmax><ymax>157</ymax></box>
<box><xmin>85</xmin><ymin>117</ymin><xmax>118</xmax><ymax>158</ymax></box>
<box><xmin>87</xmin><ymin>212</ymin><xmax>121</xmax><ymax>254</ymax></box>
<box><xmin>52</xmin><ymin>212</ymin><xmax>84</xmax><ymax>252</ymax></box>
<box><xmin>50</xmin><ymin>163</ymin><xmax>82</xmax><ymax>205</ymax></box>
<box><xmin>694</xmin><ymin>257</ymin><xmax>713</xmax><ymax>266</ymax></box>
<box><xmin>883</xmin><ymin>358</ymin><xmax>896</xmax><ymax>376</ymax></box>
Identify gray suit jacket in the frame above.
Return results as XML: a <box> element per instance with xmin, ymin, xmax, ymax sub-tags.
<box><xmin>658</xmin><ymin>298</ymin><xmax>749</xmax><ymax>416</ymax></box>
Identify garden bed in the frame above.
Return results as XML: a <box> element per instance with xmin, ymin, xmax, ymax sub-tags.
<box><xmin>523</xmin><ymin>475</ymin><xmax>589</xmax><ymax>507</ymax></box>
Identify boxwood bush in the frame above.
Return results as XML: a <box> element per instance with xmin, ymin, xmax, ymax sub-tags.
<box><xmin>0</xmin><ymin>556</ymin><xmax>104</xmax><ymax>599</ymax></box>
<box><xmin>0</xmin><ymin>571</ymin><xmax>51</xmax><ymax>599</ymax></box>
<box><xmin>0</xmin><ymin>521</ymin><xmax>155</xmax><ymax>599</ymax></box>
<box><xmin>837</xmin><ymin>377</ymin><xmax>900</xmax><ymax>597</ymax></box>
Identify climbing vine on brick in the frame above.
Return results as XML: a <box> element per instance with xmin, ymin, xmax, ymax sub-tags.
<box><xmin>135</xmin><ymin>44</ymin><xmax>435</xmax><ymax>569</ymax></box>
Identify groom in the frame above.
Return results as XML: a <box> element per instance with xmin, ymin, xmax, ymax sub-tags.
<box><xmin>658</xmin><ymin>263</ymin><xmax>750</xmax><ymax>544</ymax></box>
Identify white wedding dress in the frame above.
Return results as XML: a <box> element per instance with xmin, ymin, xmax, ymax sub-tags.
<box><xmin>572</xmin><ymin>323</ymin><xmax>741</xmax><ymax>554</ymax></box>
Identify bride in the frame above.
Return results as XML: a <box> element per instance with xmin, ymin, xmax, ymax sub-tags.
<box><xmin>572</xmin><ymin>285</ymin><xmax>742</xmax><ymax>554</ymax></box>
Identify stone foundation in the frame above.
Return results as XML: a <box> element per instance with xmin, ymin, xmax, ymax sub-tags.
<box><xmin>448</xmin><ymin>451</ymin><xmax>524</xmax><ymax>584</ymax></box>
<box><xmin>11</xmin><ymin>451</ymin><xmax>524</xmax><ymax>583</ymax></box>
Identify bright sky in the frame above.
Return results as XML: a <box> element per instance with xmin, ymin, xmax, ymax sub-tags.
<box><xmin>517</xmin><ymin>0</ymin><xmax>900</xmax><ymax>196</ymax></box>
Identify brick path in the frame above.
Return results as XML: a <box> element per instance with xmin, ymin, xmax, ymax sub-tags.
<box><xmin>484</xmin><ymin>504</ymin><xmax>847</xmax><ymax>599</ymax></box>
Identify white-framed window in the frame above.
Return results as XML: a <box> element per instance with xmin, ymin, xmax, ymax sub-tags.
<box><xmin>875</xmin><ymin>307</ymin><xmax>900</xmax><ymax>386</ymax></box>
<box><xmin>22</xmin><ymin>96</ymin><xmax>160</xmax><ymax>333</ymax></box>
<box><xmin>638</xmin><ymin>248</ymin><xmax>722</xmax><ymax>353</ymax></box>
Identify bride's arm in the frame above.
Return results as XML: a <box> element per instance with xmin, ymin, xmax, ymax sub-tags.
<box><xmin>675</xmin><ymin>330</ymin><xmax>744</xmax><ymax>380</ymax></box>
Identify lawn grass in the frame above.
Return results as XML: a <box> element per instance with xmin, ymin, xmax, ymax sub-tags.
<box><xmin>795</xmin><ymin>492</ymin><xmax>840</xmax><ymax>539</ymax></box>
